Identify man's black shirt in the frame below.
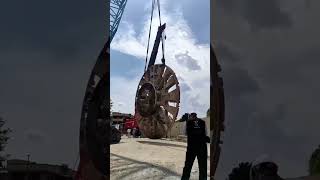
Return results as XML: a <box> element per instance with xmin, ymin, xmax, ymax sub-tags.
<box><xmin>186</xmin><ymin>118</ymin><xmax>208</xmax><ymax>145</ymax></box>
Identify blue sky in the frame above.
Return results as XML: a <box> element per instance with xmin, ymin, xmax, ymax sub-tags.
<box><xmin>110</xmin><ymin>0</ymin><xmax>210</xmax><ymax>118</ymax></box>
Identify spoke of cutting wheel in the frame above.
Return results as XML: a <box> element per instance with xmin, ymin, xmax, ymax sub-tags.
<box><xmin>163</xmin><ymin>103</ymin><xmax>178</xmax><ymax>118</ymax></box>
<box><xmin>155</xmin><ymin>65</ymin><xmax>166</xmax><ymax>87</ymax></box>
<box><xmin>156</xmin><ymin>71</ymin><xmax>165</xmax><ymax>89</ymax></box>
<box><xmin>164</xmin><ymin>76</ymin><xmax>177</xmax><ymax>90</ymax></box>
<box><xmin>159</xmin><ymin>65</ymin><xmax>165</xmax><ymax>75</ymax></box>
<box><xmin>163</xmin><ymin>88</ymin><xmax>180</xmax><ymax>103</ymax></box>
<box><xmin>154</xmin><ymin>71</ymin><xmax>163</xmax><ymax>88</ymax></box>
<box><xmin>162</xmin><ymin>67</ymin><xmax>173</xmax><ymax>82</ymax></box>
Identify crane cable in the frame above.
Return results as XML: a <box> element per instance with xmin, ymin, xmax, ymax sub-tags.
<box><xmin>144</xmin><ymin>0</ymin><xmax>165</xmax><ymax>72</ymax></box>
<box><xmin>157</xmin><ymin>0</ymin><xmax>165</xmax><ymax>65</ymax></box>
<box><xmin>144</xmin><ymin>0</ymin><xmax>155</xmax><ymax>72</ymax></box>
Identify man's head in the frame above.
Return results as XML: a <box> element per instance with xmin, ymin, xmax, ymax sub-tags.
<box><xmin>190</xmin><ymin>112</ymin><xmax>197</xmax><ymax>120</ymax></box>
<box><xmin>180</xmin><ymin>112</ymin><xmax>197</xmax><ymax>122</ymax></box>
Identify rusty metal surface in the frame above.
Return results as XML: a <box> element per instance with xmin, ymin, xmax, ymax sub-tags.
<box><xmin>210</xmin><ymin>44</ymin><xmax>225</xmax><ymax>179</ymax></box>
<box><xmin>76</xmin><ymin>41</ymin><xmax>110</xmax><ymax>180</ymax></box>
<box><xmin>135</xmin><ymin>64</ymin><xmax>180</xmax><ymax>139</ymax></box>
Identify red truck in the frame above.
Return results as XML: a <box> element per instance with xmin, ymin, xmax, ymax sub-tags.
<box><xmin>123</xmin><ymin>116</ymin><xmax>141</xmax><ymax>137</ymax></box>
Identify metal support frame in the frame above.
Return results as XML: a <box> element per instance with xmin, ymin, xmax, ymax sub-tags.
<box><xmin>147</xmin><ymin>23</ymin><xmax>166</xmax><ymax>68</ymax></box>
<box><xmin>110</xmin><ymin>0</ymin><xmax>128</xmax><ymax>42</ymax></box>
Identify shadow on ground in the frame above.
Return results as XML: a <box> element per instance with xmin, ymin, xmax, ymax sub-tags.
<box><xmin>110</xmin><ymin>153</ymin><xmax>181</xmax><ymax>179</ymax></box>
<box><xmin>110</xmin><ymin>141</ymin><xmax>126</xmax><ymax>145</ymax></box>
<box><xmin>136</xmin><ymin>140</ymin><xmax>210</xmax><ymax>158</ymax></box>
<box><xmin>137</xmin><ymin>140</ymin><xmax>187</xmax><ymax>148</ymax></box>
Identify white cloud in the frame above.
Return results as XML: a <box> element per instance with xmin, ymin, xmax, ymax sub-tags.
<box><xmin>111</xmin><ymin>1</ymin><xmax>210</xmax><ymax>117</ymax></box>
<box><xmin>110</xmin><ymin>75</ymin><xmax>142</xmax><ymax>114</ymax></box>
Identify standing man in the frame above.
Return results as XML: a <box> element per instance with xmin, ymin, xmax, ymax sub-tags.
<box><xmin>181</xmin><ymin>112</ymin><xmax>210</xmax><ymax>180</ymax></box>
<box><xmin>132</xmin><ymin>127</ymin><xmax>137</xmax><ymax>138</ymax></box>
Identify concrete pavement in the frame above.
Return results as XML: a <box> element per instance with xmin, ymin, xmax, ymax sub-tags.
<box><xmin>110</xmin><ymin>136</ymin><xmax>210</xmax><ymax>180</ymax></box>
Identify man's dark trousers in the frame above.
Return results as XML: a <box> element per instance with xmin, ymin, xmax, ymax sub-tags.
<box><xmin>181</xmin><ymin>143</ymin><xmax>207</xmax><ymax>180</ymax></box>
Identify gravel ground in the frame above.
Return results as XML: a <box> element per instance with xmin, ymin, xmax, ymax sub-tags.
<box><xmin>110</xmin><ymin>136</ymin><xmax>210</xmax><ymax>180</ymax></box>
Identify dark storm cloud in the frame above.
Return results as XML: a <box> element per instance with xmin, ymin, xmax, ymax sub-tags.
<box><xmin>216</xmin><ymin>0</ymin><xmax>236</xmax><ymax>12</ymax></box>
<box><xmin>249</xmin><ymin>48</ymin><xmax>318</xmax><ymax>87</ymax></box>
<box><xmin>0</xmin><ymin>58</ymin><xmax>93</xmax><ymax>166</ymax></box>
<box><xmin>0</xmin><ymin>0</ymin><xmax>106</xmax><ymax>167</ymax></box>
<box><xmin>0</xmin><ymin>0</ymin><xmax>106</xmax><ymax>62</ymax></box>
<box><xmin>223</xmin><ymin>67</ymin><xmax>260</xmax><ymax>98</ymax></box>
<box><xmin>214</xmin><ymin>42</ymin><xmax>240</xmax><ymax>63</ymax></box>
<box><xmin>215</xmin><ymin>42</ymin><xmax>260</xmax><ymax>98</ymax></box>
<box><xmin>25</xmin><ymin>129</ymin><xmax>46</xmax><ymax>144</ymax></box>
<box><xmin>246</xmin><ymin>103</ymin><xmax>312</xmax><ymax>174</ymax></box>
<box><xmin>247</xmin><ymin>103</ymin><xmax>291</xmax><ymax>147</ymax></box>
<box><xmin>217</xmin><ymin>0</ymin><xmax>292</xmax><ymax>30</ymax></box>
<box><xmin>304</xmin><ymin>0</ymin><xmax>311</xmax><ymax>9</ymax></box>
<box><xmin>214</xmin><ymin>1</ymin><xmax>320</xmax><ymax>179</ymax></box>
<box><xmin>175</xmin><ymin>51</ymin><xmax>201</xmax><ymax>71</ymax></box>
<box><xmin>243</xmin><ymin>0</ymin><xmax>292</xmax><ymax>30</ymax></box>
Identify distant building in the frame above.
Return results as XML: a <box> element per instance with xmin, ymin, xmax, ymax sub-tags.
<box><xmin>111</xmin><ymin>112</ymin><xmax>133</xmax><ymax>124</ymax></box>
<box><xmin>111</xmin><ymin>112</ymin><xmax>134</xmax><ymax>132</ymax></box>
<box><xmin>0</xmin><ymin>159</ymin><xmax>75</xmax><ymax>180</ymax></box>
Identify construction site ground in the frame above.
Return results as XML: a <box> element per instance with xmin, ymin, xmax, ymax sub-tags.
<box><xmin>110</xmin><ymin>136</ymin><xmax>210</xmax><ymax>180</ymax></box>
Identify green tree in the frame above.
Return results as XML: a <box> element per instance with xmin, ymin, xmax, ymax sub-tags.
<box><xmin>309</xmin><ymin>145</ymin><xmax>320</xmax><ymax>175</ymax></box>
<box><xmin>0</xmin><ymin>116</ymin><xmax>12</xmax><ymax>167</ymax></box>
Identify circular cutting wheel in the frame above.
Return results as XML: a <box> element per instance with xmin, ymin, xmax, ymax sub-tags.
<box><xmin>210</xmin><ymin>44</ymin><xmax>225</xmax><ymax>179</ymax></box>
<box><xmin>77</xmin><ymin>42</ymin><xmax>109</xmax><ymax>180</ymax></box>
<box><xmin>135</xmin><ymin>64</ymin><xmax>180</xmax><ymax>139</ymax></box>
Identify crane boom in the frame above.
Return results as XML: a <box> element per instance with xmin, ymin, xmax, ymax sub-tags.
<box><xmin>147</xmin><ymin>23</ymin><xmax>166</xmax><ymax>68</ymax></box>
<box><xmin>110</xmin><ymin>0</ymin><xmax>128</xmax><ymax>42</ymax></box>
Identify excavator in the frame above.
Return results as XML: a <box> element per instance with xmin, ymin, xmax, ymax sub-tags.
<box><xmin>74</xmin><ymin>0</ymin><xmax>225</xmax><ymax>179</ymax></box>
